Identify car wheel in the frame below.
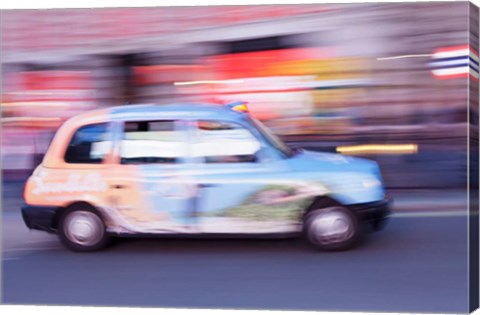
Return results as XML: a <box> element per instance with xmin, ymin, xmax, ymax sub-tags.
<box><xmin>304</xmin><ymin>206</ymin><xmax>361</xmax><ymax>251</ymax></box>
<box><xmin>59</xmin><ymin>205</ymin><xmax>110</xmax><ymax>252</ymax></box>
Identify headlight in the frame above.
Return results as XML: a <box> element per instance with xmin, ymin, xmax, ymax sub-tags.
<box><xmin>361</xmin><ymin>178</ymin><xmax>382</xmax><ymax>188</ymax></box>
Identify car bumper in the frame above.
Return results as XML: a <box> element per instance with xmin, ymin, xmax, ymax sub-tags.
<box><xmin>21</xmin><ymin>204</ymin><xmax>62</xmax><ymax>233</ymax></box>
<box><xmin>348</xmin><ymin>196</ymin><xmax>392</xmax><ymax>230</ymax></box>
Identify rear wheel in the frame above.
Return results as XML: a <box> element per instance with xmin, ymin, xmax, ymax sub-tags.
<box><xmin>59</xmin><ymin>205</ymin><xmax>110</xmax><ymax>252</ymax></box>
<box><xmin>304</xmin><ymin>206</ymin><xmax>361</xmax><ymax>251</ymax></box>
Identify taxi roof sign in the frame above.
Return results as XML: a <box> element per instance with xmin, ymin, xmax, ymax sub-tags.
<box><xmin>226</xmin><ymin>101</ymin><xmax>250</xmax><ymax>113</ymax></box>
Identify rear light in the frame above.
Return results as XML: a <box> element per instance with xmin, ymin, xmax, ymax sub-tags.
<box><xmin>23</xmin><ymin>180</ymin><xmax>28</xmax><ymax>202</ymax></box>
<box><xmin>24</xmin><ymin>165</ymin><xmax>41</xmax><ymax>201</ymax></box>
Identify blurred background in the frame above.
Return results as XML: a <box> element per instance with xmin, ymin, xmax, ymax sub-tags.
<box><xmin>1</xmin><ymin>2</ymin><xmax>477</xmax><ymax>189</ymax></box>
<box><xmin>1</xmin><ymin>3</ymin><xmax>479</xmax><ymax>312</ymax></box>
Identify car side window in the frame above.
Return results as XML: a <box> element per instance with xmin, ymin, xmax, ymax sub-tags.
<box><xmin>120</xmin><ymin>120</ymin><xmax>186</xmax><ymax>164</ymax></box>
<box><xmin>64</xmin><ymin>123</ymin><xmax>111</xmax><ymax>164</ymax></box>
<box><xmin>193</xmin><ymin>120</ymin><xmax>262</xmax><ymax>164</ymax></box>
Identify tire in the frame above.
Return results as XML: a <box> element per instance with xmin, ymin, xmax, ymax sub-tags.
<box><xmin>303</xmin><ymin>206</ymin><xmax>362</xmax><ymax>251</ymax></box>
<box><xmin>59</xmin><ymin>204</ymin><xmax>110</xmax><ymax>252</ymax></box>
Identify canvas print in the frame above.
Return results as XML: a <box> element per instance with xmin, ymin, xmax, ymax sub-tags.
<box><xmin>1</xmin><ymin>2</ymin><xmax>479</xmax><ymax>314</ymax></box>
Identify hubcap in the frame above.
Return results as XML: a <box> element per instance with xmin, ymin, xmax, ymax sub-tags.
<box><xmin>308</xmin><ymin>207</ymin><xmax>354</xmax><ymax>245</ymax></box>
<box><xmin>64</xmin><ymin>211</ymin><xmax>104</xmax><ymax>246</ymax></box>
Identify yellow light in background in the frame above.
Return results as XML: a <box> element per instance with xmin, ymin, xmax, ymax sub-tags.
<box><xmin>336</xmin><ymin>144</ymin><xmax>418</xmax><ymax>155</ymax></box>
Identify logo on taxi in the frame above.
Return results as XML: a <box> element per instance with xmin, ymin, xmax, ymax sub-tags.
<box><xmin>32</xmin><ymin>173</ymin><xmax>108</xmax><ymax>195</ymax></box>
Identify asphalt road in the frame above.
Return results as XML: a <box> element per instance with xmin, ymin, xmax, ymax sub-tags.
<box><xmin>1</xmin><ymin>208</ymin><xmax>469</xmax><ymax>313</ymax></box>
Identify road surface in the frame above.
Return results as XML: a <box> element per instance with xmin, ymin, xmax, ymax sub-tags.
<box><xmin>1</xmin><ymin>205</ymin><xmax>469</xmax><ymax>313</ymax></box>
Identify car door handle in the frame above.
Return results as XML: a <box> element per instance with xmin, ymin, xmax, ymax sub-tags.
<box><xmin>111</xmin><ymin>184</ymin><xmax>127</xmax><ymax>189</ymax></box>
<box><xmin>199</xmin><ymin>183</ymin><xmax>217</xmax><ymax>188</ymax></box>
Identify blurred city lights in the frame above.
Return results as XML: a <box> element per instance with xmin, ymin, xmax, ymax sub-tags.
<box><xmin>174</xmin><ymin>80</ymin><xmax>245</xmax><ymax>86</ymax></box>
<box><xmin>376</xmin><ymin>54</ymin><xmax>432</xmax><ymax>61</ymax></box>
<box><xmin>336</xmin><ymin>144</ymin><xmax>419</xmax><ymax>155</ymax></box>
<box><xmin>0</xmin><ymin>2</ymin><xmax>474</xmax><ymax>189</ymax></box>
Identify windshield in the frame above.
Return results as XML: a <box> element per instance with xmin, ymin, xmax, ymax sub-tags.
<box><xmin>248</xmin><ymin>117</ymin><xmax>295</xmax><ymax>158</ymax></box>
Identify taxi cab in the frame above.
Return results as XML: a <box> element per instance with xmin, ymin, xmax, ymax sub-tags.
<box><xmin>21</xmin><ymin>103</ymin><xmax>391</xmax><ymax>252</ymax></box>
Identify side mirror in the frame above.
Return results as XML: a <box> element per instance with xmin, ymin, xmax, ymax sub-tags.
<box><xmin>287</xmin><ymin>143</ymin><xmax>303</xmax><ymax>154</ymax></box>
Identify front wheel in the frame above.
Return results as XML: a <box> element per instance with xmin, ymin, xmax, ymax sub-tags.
<box><xmin>303</xmin><ymin>206</ymin><xmax>362</xmax><ymax>251</ymax></box>
<box><xmin>59</xmin><ymin>205</ymin><xmax>110</xmax><ymax>252</ymax></box>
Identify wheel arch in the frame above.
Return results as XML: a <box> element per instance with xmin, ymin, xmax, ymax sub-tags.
<box><xmin>52</xmin><ymin>201</ymin><xmax>103</xmax><ymax>230</ymax></box>
<box><xmin>302</xmin><ymin>196</ymin><xmax>343</xmax><ymax>220</ymax></box>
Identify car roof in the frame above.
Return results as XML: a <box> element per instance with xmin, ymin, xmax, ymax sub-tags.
<box><xmin>108</xmin><ymin>103</ymin><xmax>247</xmax><ymax>121</ymax></box>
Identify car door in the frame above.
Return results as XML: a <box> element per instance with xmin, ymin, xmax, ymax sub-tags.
<box><xmin>105</xmin><ymin>118</ymin><xmax>197</xmax><ymax>234</ymax></box>
<box><xmin>189</xmin><ymin>119</ymin><xmax>308</xmax><ymax>234</ymax></box>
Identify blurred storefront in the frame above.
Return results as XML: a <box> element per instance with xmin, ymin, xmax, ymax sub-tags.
<box><xmin>1</xmin><ymin>3</ymin><xmax>474</xmax><ymax>187</ymax></box>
